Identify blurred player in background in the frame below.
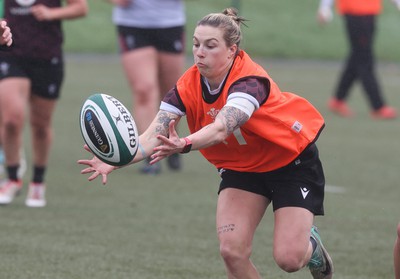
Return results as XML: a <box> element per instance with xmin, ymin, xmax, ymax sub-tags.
<box><xmin>0</xmin><ymin>9</ymin><xmax>13</xmax><ymax>180</ymax></box>
<box><xmin>395</xmin><ymin>222</ymin><xmax>400</xmax><ymax>279</ymax></box>
<box><xmin>317</xmin><ymin>0</ymin><xmax>399</xmax><ymax>119</ymax></box>
<box><xmin>0</xmin><ymin>18</ymin><xmax>25</xmax><ymax>182</ymax></box>
<box><xmin>0</xmin><ymin>0</ymin><xmax>88</xmax><ymax>207</ymax></box>
<box><xmin>109</xmin><ymin>0</ymin><xmax>186</xmax><ymax>174</ymax></box>
<box><xmin>80</xmin><ymin>8</ymin><xmax>334</xmax><ymax>279</ymax></box>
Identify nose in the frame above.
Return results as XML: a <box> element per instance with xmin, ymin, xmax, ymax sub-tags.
<box><xmin>194</xmin><ymin>45</ymin><xmax>205</xmax><ymax>58</ymax></box>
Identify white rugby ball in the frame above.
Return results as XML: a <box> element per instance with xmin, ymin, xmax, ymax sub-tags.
<box><xmin>79</xmin><ymin>93</ymin><xmax>139</xmax><ymax>166</ymax></box>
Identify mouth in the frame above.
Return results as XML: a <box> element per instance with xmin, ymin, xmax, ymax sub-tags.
<box><xmin>196</xmin><ymin>62</ymin><xmax>206</xmax><ymax>68</ymax></box>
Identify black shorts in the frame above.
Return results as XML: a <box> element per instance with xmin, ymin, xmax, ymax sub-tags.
<box><xmin>0</xmin><ymin>56</ymin><xmax>64</xmax><ymax>100</ymax></box>
<box><xmin>116</xmin><ymin>25</ymin><xmax>185</xmax><ymax>54</ymax></box>
<box><xmin>218</xmin><ymin>144</ymin><xmax>325</xmax><ymax>215</ymax></box>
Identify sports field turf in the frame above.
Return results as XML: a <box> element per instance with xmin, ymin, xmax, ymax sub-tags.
<box><xmin>65</xmin><ymin>0</ymin><xmax>400</xmax><ymax>61</ymax></box>
<box><xmin>0</xmin><ymin>54</ymin><xmax>399</xmax><ymax>279</ymax></box>
<box><xmin>1</xmin><ymin>0</ymin><xmax>400</xmax><ymax>278</ymax></box>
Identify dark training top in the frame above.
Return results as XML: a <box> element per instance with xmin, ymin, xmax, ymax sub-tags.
<box><xmin>1</xmin><ymin>0</ymin><xmax>63</xmax><ymax>60</ymax></box>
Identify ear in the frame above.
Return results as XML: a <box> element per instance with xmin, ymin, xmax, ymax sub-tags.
<box><xmin>228</xmin><ymin>44</ymin><xmax>238</xmax><ymax>58</ymax></box>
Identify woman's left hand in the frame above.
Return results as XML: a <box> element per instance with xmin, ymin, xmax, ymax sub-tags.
<box><xmin>151</xmin><ymin>120</ymin><xmax>184</xmax><ymax>164</ymax></box>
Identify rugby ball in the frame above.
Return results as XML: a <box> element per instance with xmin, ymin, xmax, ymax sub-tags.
<box><xmin>79</xmin><ymin>93</ymin><xmax>139</xmax><ymax>166</ymax></box>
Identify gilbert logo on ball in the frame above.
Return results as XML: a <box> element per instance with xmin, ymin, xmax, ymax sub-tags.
<box><xmin>80</xmin><ymin>94</ymin><xmax>139</xmax><ymax>166</ymax></box>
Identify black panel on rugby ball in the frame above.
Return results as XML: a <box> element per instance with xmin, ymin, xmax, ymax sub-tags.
<box><xmin>84</xmin><ymin>109</ymin><xmax>110</xmax><ymax>153</ymax></box>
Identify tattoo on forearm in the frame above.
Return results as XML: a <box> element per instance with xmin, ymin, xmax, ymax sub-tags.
<box><xmin>220</xmin><ymin>107</ymin><xmax>249</xmax><ymax>134</ymax></box>
<box><xmin>217</xmin><ymin>224</ymin><xmax>236</xmax><ymax>234</ymax></box>
<box><xmin>155</xmin><ymin>111</ymin><xmax>178</xmax><ymax>136</ymax></box>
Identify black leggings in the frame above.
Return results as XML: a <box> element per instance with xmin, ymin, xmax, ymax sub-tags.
<box><xmin>335</xmin><ymin>14</ymin><xmax>385</xmax><ymax>110</ymax></box>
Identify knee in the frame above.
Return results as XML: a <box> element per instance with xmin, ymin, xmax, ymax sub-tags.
<box><xmin>133</xmin><ymin>82</ymin><xmax>157</xmax><ymax>105</ymax></box>
<box><xmin>32</xmin><ymin>124</ymin><xmax>51</xmax><ymax>141</ymax></box>
<box><xmin>219</xmin><ymin>239</ymin><xmax>252</xmax><ymax>266</ymax></box>
<box><xmin>274</xmin><ymin>249</ymin><xmax>305</xmax><ymax>273</ymax></box>
<box><xmin>30</xmin><ymin>118</ymin><xmax>51</xmax><ymax>140</ymax></box>
<box><xmin>3</xmin><ymin>116</ymin><xmax>23</xmax><ymax>135</ymax></box>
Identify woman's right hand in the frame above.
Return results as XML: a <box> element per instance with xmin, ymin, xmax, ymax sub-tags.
<box><xmin>317</xmin><ymin>8</ymin><xmax>333</xmax><ymax>25</ymax></box>
<box><xmin>0</xmin><ymin>21</ymin><xmax>12</xmax><ymax>46</ymax></box>
<box><xmin>77</xmin><ymin>145</ymin><xmax>117</xmax><ymax>185</ymax></box>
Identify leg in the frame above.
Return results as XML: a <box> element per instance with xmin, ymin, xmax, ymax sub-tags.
<box><xmin>0</xmin><ymin>77</ymin><xmax>29</xmax><ymax>168</ymax></box>
<box><xmin>158</xmin><ymin>51</ymin><xmax>185</xmax><ymax>97</ymax></box>
<box><xmin>121</xmin><ymin>47</ymin><xmax>160</xmax><ymax>134</ymax></box>
<box><xmin>274</xmin><ymin>207</ymin><xmax>333</xmax><ymax>279</ymax></box>
<box><xmin>29</xmin><ymin>95</ymin><xmax>57</xmax><ymax>168</ymax></box>
<box><xmin>273</xmin><ymin>207</ymin><xmax>314</xmax><ymax>272</ymax></box>
<box><xmin>352</xmin><ymin>15</ymin><xmax>385</xmax><ymax>110</ymax></box>
<box><xmin>328</xmin><ymin>15</ymin><xmax>358</xmax><ymax>117</ymax></box>
<box><xmin>395</xmin><ymin>223</ymin><xmax>400</xmax><ymax>279</ymax></box>
<box><xmin>24</xmin><ymin>95</ymin><xmax>56</xmax><ymax>207</ymax></box>
<box><xmin>216</xmin><ymin>188</ymin><xmax>269</xmax><ymax>279</ymax></box>
<box><xmin>334</xmin><ymin>15</ymin><xmax>359</xmax><ymax>102</ymax></box>
<box><xmin>335</xmin><ymin>54</ymin><xmax>357</xmax><ymax>101</ymax></box>
<box><xmin>0</xmin><ymin>78</ymin><xmax>29</xmax><ymax>204</ymax></box>
<box><xmin>158</xmin><ymin>51</ymin><xmax>185</xmax><ymax>170</ymax></box>
<box><xmin>121</xmin><ymin>47</ymin><xmax>162</xmax><ymax>174</ymax></box>
<box><xmin>0</xmin><ymin>91</ymin><xmax>4</xmax><ymax>178</ymax></box>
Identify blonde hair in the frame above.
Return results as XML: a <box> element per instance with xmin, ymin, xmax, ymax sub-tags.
<box><xmin>197</xmin><ymin>7</ymin><xmax>248</xmax><ymax>54</ymax></box>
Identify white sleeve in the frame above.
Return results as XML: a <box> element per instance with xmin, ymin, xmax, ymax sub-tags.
<box><xmin>319</xmin><ymin>0</ymin><xmax>334</xmax><ymax>10</ymax></box>
<box><xmin>159</xmin><ymin>101</ymin><xmax>185</xmax><ymax>116</ymax></box>
<box><xmin>225</xmin><ymin>92</ymin><xmax>259</xmax><ymax>118</ymax></box>
<box><xmin>392</xmin><ymin>0</ymin><xmax>400</xmax><ymax>10</ymax></box>
<box><xmin>318</xmin><ymin>0</ymin><xmax>334</xmax><ymax>22</ymax></box>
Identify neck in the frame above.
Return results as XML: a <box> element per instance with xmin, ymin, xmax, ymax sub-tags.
<box><xmin>206</xmin><ymin>59</ymin><xmax>234</xmax><ymax>90</ymax></box>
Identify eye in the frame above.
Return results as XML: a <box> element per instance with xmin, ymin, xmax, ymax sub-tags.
<box><xmin>206</xmin><ymin>44</ymin><xmax>217</xmax><ymax>49</ymax></box>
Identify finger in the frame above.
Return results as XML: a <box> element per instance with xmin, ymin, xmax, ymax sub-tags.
<box><xmin>169</xmin><ymin>120</ymin><xmax>178</xmax><ymax>136</ymax></box>
<box><xmin>88</xmin><ymin>171</ymin><xmax>100</xmax><ymax>181</ymax></box>
<box><xmin>81</xmin><ymin>168</ymin><xmax>95</xmax><ymax>174</ymax></box>
<box><xmin>77</xmin><ymin>159</ymin><xmax>92</xmax><ymax>165</ymax></box>
<box><xmin>153</xmin><ymin>145</ymin><xmax>173</xmax><ymax>154</ymax></box>
<box><xmin>149</xmin><ymin>156</ymin><xmax>164</xmax><ymax>165</ymax></box>
<box><xmin>84</xmin><ymin>144</ymin><xmax>93</xmax><ymax>153</ymax></box>
<box><xmin>156</xmin><ymin>134</ymin><xmax>170</xmax><ymax>145</ymax></box>
<box><xmin>152</xmin><ymin>145</ymin><xmax>164</xmax><ymax>152</ymax></box>
<box><xmin>101</xmin><ymin>174</ymin><xmax>108</xmax><ymax>185</ymax></box>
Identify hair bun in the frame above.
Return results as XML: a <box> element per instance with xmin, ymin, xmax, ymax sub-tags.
<box><xmin>222</xmin><ymin>7</ymin><xmax>248</xmax><ymax>27</ymax></box>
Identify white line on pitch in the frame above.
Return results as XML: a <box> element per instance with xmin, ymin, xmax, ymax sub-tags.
<box><xmin>325</xmin><ymin>185</ymin><xmax>346</xmax><ymax>194</ymax></box>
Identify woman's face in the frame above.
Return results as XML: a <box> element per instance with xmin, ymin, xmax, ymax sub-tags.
<box><xmin>192</xmin><ymin>25</ymin><xmax>237</xmax><ymax>81</ymax></box>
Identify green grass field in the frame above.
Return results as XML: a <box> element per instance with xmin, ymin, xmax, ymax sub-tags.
<box><xmin>64</xmin><ymin>0</ymin><xmax>400</xmax><ymax>61</ymax></box>
<box><xmin>1</xmin><ymin>0</ymin><xmax>400</xmax><ymax>278</ymax></box>
<box><xmin>0</xmin><ymin>55</ymin><xmax>399</xmax><ymax>279</ymax></box>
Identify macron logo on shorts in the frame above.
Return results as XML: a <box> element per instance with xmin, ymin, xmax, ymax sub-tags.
<box><xmin>300</xmin><ymin>187</ymin><xmax>310</xmax><ymax>199</ymax></box>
